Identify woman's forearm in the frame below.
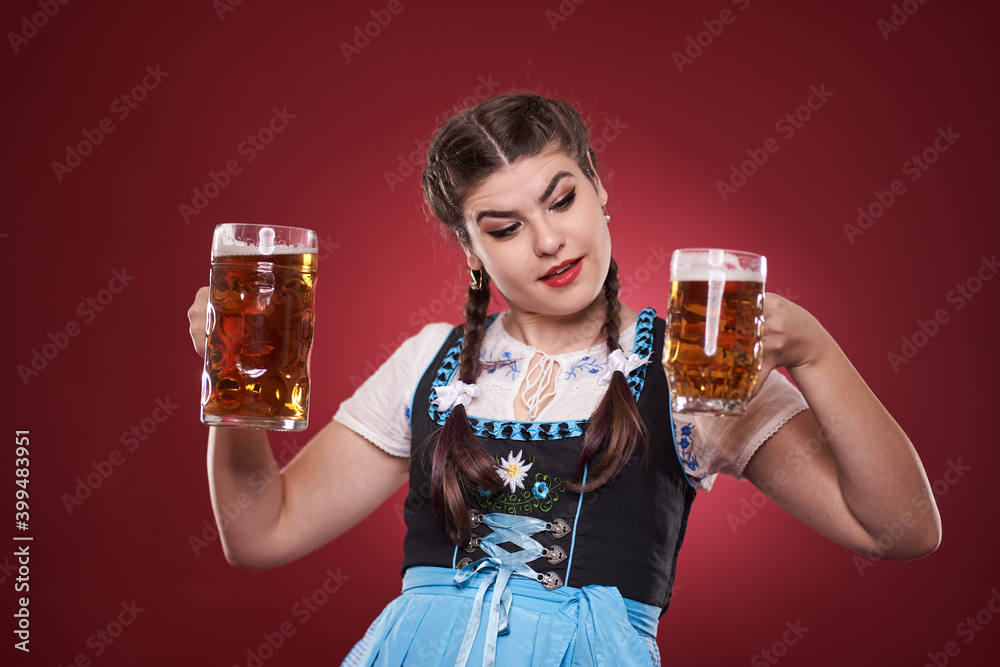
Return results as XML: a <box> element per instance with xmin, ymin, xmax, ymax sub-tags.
<box><xmin>207</xmin><ymin>426</ymin><xmax>286</xmax><ymax>568</ymax></box>
<box><xmin>787</xmin><ymin>332</ymin><xmax>941</xmax><ymax>558</ymax></box>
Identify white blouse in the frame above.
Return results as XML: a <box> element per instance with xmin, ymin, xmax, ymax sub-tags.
<box><xmin>333</xmin><ymin>312</ymin><xmax>808</xmax><ymax>490</ymax></box>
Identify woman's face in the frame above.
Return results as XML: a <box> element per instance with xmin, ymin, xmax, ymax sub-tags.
<box><xmin>461</xmin><ymin>148</ymin><xmax>610</xmax><ymax>320</ymax></box>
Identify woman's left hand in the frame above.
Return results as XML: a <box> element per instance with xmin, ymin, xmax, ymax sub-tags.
<box><xmin>753</xmin><ymin>292</ymin><xmax>833</xmax><ymax>396</ymax></box>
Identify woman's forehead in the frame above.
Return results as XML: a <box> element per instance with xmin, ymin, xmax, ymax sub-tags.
<box><xmin>464</xmin><ymin>150</ymin><xmax>581</xmax><ymax>207</ymax></box>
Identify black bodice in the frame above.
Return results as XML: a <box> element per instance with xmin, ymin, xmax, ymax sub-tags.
<box><xmin>401</xmin><ymin>312</ymin><xmax>696</xmax><ymax>611</ymax></box>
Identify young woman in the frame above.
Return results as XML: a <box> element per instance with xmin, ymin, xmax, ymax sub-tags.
<box><xmin>188</xmin><ymin>93</ymin><xmax>941</xmax><ymax>666</ymax></box>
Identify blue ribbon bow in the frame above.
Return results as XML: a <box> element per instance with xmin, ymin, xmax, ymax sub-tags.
<box><xmin>452</xmin><ymin>514</ymin><xmax>549</xmax><ymax>667</ymax></box>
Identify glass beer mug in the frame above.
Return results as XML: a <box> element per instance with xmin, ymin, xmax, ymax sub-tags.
<box><xmin>664</xmin><ymin>248</ymin><xmax>766</xmax><ymax>417</ymax></box>
<box><xmin>200</xmin><ymin>223</ymin><xmax>318</xmax><ymax>431</ymax></box>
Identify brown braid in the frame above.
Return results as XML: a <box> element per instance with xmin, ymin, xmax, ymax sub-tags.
<box><xmin>567</xmin><ymin>258</ymin><xmax>647</xmax><ymax>492</ymax></box>
<box><xmin>429</xmin><ymin>272</ymin><xmax>502</xmax><ymax>546</ymax></box>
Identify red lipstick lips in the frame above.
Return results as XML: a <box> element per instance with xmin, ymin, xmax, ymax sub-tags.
<box><xmin>539</xmin><ymin>257</ymin><xmax>583</xmax><ymax>287</ymax></box>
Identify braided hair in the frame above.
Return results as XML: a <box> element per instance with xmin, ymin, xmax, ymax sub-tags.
<box><xmin>421</xmin><ymin>92</ymin><xmax>645</xmax><ymax>546</ymax></box>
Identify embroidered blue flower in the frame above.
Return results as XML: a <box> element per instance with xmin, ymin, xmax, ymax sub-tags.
<box><xmin>482</xmin><ymin>350</ymin><xmax>520</xmax><ymax>379</ymax></box>
<box><xmin>565</xmin><ymin>355</ymin><xmax>606</xmax><ymax>380</ymax></box>
<box><xmin>404</xmin><ymin>405</ymin><xmax>411</xmax><ymax>425</ymax></box>
<box><xmin>674</xmin><ymin>419</ymin><xmax>702</xmax><ymax>479</ymax></box>
<box><xmin>477</xmin><ymin>485</ymin><xmax>492</xmax><ymax>498</ymax></box>
<box><xmin>532</xmin><ymin>481</ymin><xmax>549</xmax><ymax>499</ymax></box>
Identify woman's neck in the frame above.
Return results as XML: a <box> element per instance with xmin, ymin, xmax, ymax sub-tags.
<box><xmin>501</xmin><ymin>300</ymin><xmax>637</xmax><ymax>355</ymax></box>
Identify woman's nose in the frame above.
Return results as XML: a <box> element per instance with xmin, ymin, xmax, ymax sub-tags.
<box><xmin>532</xmin><ymin>217</ymin><xmax>565</xmax><ymax>256</ymax></box>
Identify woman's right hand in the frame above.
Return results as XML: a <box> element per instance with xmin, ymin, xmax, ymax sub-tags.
<box><xmin>188</xmin><ymin>285</ymin><xmax>211</xmax><ymax>357</ymax></box>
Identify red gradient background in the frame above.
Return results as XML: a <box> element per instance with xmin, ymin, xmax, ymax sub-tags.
<box><xmin>4</xmin><ymin>1</ymin><xmax>999</xmax><ymax>665</ymax></box>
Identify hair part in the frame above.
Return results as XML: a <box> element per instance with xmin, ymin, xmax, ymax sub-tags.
<box><xmin>422</xmin><ymin>92</ymin><xmax>599</xmax><ymax>246</ymax></box>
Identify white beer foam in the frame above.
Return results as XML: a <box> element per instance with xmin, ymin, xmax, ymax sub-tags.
<box><xmin>214</xmin><ymin>225</ymin><xmax>317</xmax><ymax>256</ymax></box>
<box><xmin>671</xmin><ymin>250</ymin><xmax>765</xmax><ymax>282</ymax></box>
<box><xmin>213</xmin><ymin>243</ymin><xmax>318</xmax><ymax>257</ymax></box>
<box><xmin>671</xmin><ymin>267</ymin><xmax>763</xmax><ymax>282</ymax></box>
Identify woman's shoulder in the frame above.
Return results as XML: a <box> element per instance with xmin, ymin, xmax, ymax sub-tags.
<box><xmin>400</xmin><ymin>321</ymin><xmax>457</xmax><ymax>357</ymax></box>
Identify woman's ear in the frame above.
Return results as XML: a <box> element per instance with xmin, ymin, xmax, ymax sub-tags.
<box><xmin>460</xmin><ymin>238</ymin><xmax>482</xmax><ymax>271</ymax></box>
<box><xmin>587</xmin><ymin>152</ymin><xmax>608</xmax><ymax>205</ymax></box>
<box><xmin>465</xmin><ymin>253</ymin><xmax>483</xmax><ymax>272</ymax></box>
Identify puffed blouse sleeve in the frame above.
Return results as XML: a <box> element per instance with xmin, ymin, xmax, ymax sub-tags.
<box><xmin>332</xmin><ymin>322</ymin><xmax>454</xmax><ymax>458</ymax></box>
<box><xmin>673</xmin><ymin>372</ymin><xmax>809</xmax><ymax>491</ymax></box>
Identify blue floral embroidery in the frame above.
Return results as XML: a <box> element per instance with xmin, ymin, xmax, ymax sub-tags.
<box><xmin>477</xmin><ymin>485</ymin><xmax>493</xmax><ymax>498</ymax></box>
<box><xmin>565</xmin><ymin>355</ymin><xmax>606</xmax><ymax>380</ymax></box>
<box><xmin>482</xmin><ymin>350</ymin><xmax>520</xmax><ymax>379</ymax></box>
<box><xmin>404</xmin><ymin>405</ymin><xmax>411</xmax><ymax>425</ymax></box>
<box><xmin>477</xmin><ymin>468</ymin><xmax>565</xmax><ymax>513</ymax></box>
<box><xmin>675</xmin><ymin>419</ymin><xmax>706</xmax><ymax>484</ymax></box>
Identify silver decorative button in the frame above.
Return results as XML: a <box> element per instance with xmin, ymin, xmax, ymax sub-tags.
<box><xmin>538</xmin><ymin>571</ymin><xmax>564</xmax><ymax>590</ymax></box>
<box><xmin>546</xmin><ymin>518</ymin><xmax>570</xmax><ymax>538</ymax></box>
<box><xmin>543</xmin><ymin>545</ymin><xmax>567</xmax><ymax>564</ymax></box>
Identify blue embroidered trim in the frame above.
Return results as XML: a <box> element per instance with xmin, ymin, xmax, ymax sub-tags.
<box><xmin>427</xmin><ymin>308</ymin><xmax>657</xmax><ymax>441</ymax></box>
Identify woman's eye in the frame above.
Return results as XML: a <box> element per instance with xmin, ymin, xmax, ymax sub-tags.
<box><xmin>553</xmin><ymin>188</ymin><xmax>576</xmax><ymax>211</ymax></box>
<box><xmin>488</xmin><ymin>223</ymin><xmax>519</xmax><ymax>239</ymax></box>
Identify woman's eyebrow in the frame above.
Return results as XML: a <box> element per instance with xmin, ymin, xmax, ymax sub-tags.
<box><xmin>538</xmin><ymin>171</ymin><xmax>573</xmax><ymax>204</ymax></box>
<box><xmin>473</xmin><ymin>170</ymin><xmax>575</xmax><ymax>224</ymax></box>
<box><xmin>475</xmin><ymin>208</ymin><xmax>517</xmax><ymax>224</ymax></box>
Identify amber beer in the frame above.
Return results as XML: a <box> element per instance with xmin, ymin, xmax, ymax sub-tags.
<box><xmin>664</xmin><ymin>249</ymin><xmax>766</xmax><ymax>417</ymax></box>
<box><xmin>201</xmin><ymin>224</ymin><xmax>318</xmax><ymax>431</ymax></box>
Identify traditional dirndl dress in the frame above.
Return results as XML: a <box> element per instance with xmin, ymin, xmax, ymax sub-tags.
<box><xmin>344</xmin><ymin>309</ymin><xmax>696</xmax><ymax>666</ymax></box>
